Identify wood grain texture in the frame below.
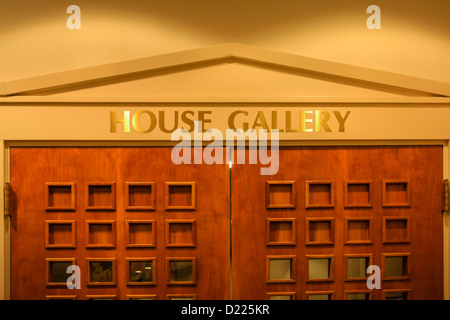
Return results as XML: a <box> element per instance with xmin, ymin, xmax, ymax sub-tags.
<box><xmin>231</xmin><ymin>146</ymin><xmax>443</xmax><ymax>300</ymax></box>
<box><xmin>10</xmin><ymin>147</ymin><xmax>230</xmax><ymax>300</ymax></box>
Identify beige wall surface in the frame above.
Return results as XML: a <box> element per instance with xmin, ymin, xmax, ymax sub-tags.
<box><xmin>0</xmin><ymin>0</ymin><xmax>449</xmax><ymax>83</ymax></box>
<box><xmin>0</xmin><ymin>0</ymin><xmax>449</xmax><ymax>300</ymax></box>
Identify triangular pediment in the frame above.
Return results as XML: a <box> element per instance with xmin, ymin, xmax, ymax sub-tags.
<box><xmin>1</xmin><ymin>43</ymin><xmax>449</xmax><ymax>99</ymax></box>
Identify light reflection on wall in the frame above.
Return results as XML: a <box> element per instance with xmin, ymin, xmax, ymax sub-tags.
<box><xmin>0</xmin><ymin>0</ymin><xmax>448</xmax><ymax>82</ymax></box>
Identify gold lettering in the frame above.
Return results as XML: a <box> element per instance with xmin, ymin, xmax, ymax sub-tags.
<box><xmin>181</xmin><ymin>110</ymin><xmax>195</xmax><ymax>132</ymax></box>
<box><xmin>271</xmin><ymin>111</ymin><xmax>277</xmax><ymax>129</ymax></box>
<box><xmin>159</xmin><ymin>111</ymin><xmax>179</xmax><ymax>133</ymax></box>
<box><xmin>110</xmin><ymin>111</ymin><xmax>130</xmax><ymax>133</ymax></box>
<box><xmin>252</xmin><ymin>111</ymin><xmax>270</xmax><ymax>131</ymax></box>
<box><xmin>285</xmin><ymin>111</ymin><xmax>297</xmax><ymax>132</ymax></box>
<box><xmin>300</xmin><ymin>111</ymin><xmax>313</xmax><ymax>132</ymax></box>
<box><xmin>132</xmin><ymin>110</ymin><xmax>157</xmax><ymax>133</ymax></box>
<box><xmin>333</xmin><ymin>111</ymin><xmax>351</xmax><ymax>132</ymax></box>
<box><xmin>228</xmin><ymin>110</ymin><xmax>249</xmax><ymax>131</ymax></box>
<box><xmin>198</xmin><ymin>111</ymin><xmax>212</xmax><ymax>132</ymax></box>
<box><xmin>315</xmin><ymin>111</ymin><xmax>332</xmax><ymax>132</ymax></box>
<box><xmin>272</xmin><ymin>111</ymin><xmax>284</xmax><ymax>133</ymax></box>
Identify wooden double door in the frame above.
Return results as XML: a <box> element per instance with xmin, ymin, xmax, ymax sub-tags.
<box><xmin>10</xmin><ymin>146</ymin><xmax>443</xmax><ymax>300</ymax></box>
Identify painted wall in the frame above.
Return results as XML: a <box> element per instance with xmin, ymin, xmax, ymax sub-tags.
<box><xmin>1</xmin><ymin>0</ymin><xmax>449</xmax><ymax>83</ymax></box>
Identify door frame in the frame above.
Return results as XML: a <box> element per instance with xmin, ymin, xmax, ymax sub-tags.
<box><xmin>1</xmin><ymin>139</ymin><xmax>449</xmax><ymax>300</ymax></box>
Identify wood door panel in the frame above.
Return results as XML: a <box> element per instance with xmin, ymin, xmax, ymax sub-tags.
<box><xmin>10</xmin><ymin>147</ymin><xmax>230</xmax><ymax>300</ymax></box>
<box><xmin>9</xmin><ymin>146</ymin><xmax>444</xmax><ymax>300</ymax></box>
<box><xmin>231</xmin><ymin>146</ymin><xmax>443</xmax><ymax>300</ymax></box>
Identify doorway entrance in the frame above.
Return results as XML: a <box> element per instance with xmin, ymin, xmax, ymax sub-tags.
<box><xmin>9</xmin><ymin>146</ymin><xmax>443</xmax><ymax>299</ymax></box>
<box><xmin>231</xmin><ymin>146</ymin><xmax>443</xmax><ymax>300</ymax></box>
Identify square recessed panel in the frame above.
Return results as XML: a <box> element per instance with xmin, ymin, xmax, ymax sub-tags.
<box><xmin>266</xmin><ymin>256</ymin><xmax>296</xmax><ymax>283</ymax></box>
<box><xmin>127</xmin><ymin>258</ymin><xmax>156</xmax><ymax>285</ymax></box>
<box><xmin>45</xmin><ymin>220</ymin><xmax>76</xmax><ymax>249</ymax></box>
<box><xmin>266</xmin><ymin>218</ymin><xmax>296</xmax><ymax>246</ymax></box>
<box><xmin>265</xmin><ymin>181</ymin><xmax>296</xmax><ymax>209</ymax></box>
<box><xmin>269</xmin><ymin>260</ymin><xmax>291</xmax><ymax>281</ymax></box>
<box><xmin>46</xmin><ymin>295</ymin><xmax>78</xmax><ymax>300</ymax></box>
<box><xmin>344</xmin><ymin>181</ymin><xmax>372</xmax><ymax>208</ymax></box>
<box><xmin>306</xmin><ymin>218</ymin><xmax>334</xmax><ymax>245</ymax></box>
<box><xmin>45</xmin><ymin>183</ymin><xmax>76</xmax><ymax>211</ymax></box>
<box><xmin>167</xmin><ymin>258</ymin><xmax>196</xmax><ymax>285</ymax></box>
<box><xmin>384</xmin><ymin>290</ymin><xmax>409</xmax><ymax>300</ymax></box>
<box><xmin>46</xmin><ymin>258</ymin><xmax>76</xmax><ymax>286</ymax></box>
<box><xmin>269</xmin><ymin>296</ymin><xmax>291</xmax><ymax>300</ymax></box>
<box><xmin>86</xmin><ymin>221</ymin><xmax>116</xmax><ymax>248</ymax></box>
<box><xmin>345</xmin><ymin>218</ymin><xmax>372</xmax><ymax>245</ymax></box>
<box><xmin>383</xmin><ymin>217</ymin><xmax>410</xmax><ymax>244</ymax></box>
<box><xmin>85</xmin><ymin>182</ymin><xmax>116</xmax><ymax>210</ymax></box>
<box><xmin>307</xmin><ymin>256</ymin><xmax>334</xmax><ymax>282</ymax></box>
<box><xmin>305</xmin><ymin>181</ymin><xmax>335</xmax><ymax>208</ymax></box>
<box><xmin>87</xmin><ymin>259</ymin><xmax>117</xmax><ymax>286</ymax></box>
<box><xmin>127</xmin><ymin>295</ymin><xmax>157</xmax><ymax>300</ymax></box>
<box><xmin>86</xmin><ymin>295</ymin><xmax>117</xmax><ymax>300</ymax></box>
<box><xmin>126</xmin><ymin>182</ymin><xmax>156</xmax><ymax>211</ymax></box>
<box><xmin>126</xmin><ymin>220</ymin><xmax>156</xmax><ymax>248</ymax></box>
<box><xmin>346</xmin><ymin>292</ymin><xmax>371</xmax><ymax>300</ymax></box>
<box><xmin>166</xmin><ymin>219</ymin><xmax>196</xmax><ymax>247</ymax></box>
<box><xmin>346</xmin><ymin>255</ymin><xmax>371</xmax><ymax>280</ymax></box>
<box><xmin>383</xmin><ymin>254</ymin><xmax>409</xmax><ymax>280</ymax></box>
<box><xmin>306</xmin><ymin>292</ymin><xmax>333</xmax><ymax>300</ymax></box>
<box><xmin>167</xmin><ymin>294</ymin><xmax>197</xmax><ymax>300</ymax></box>
<box><xmin>382</xmin><ymin>180</ymin><xmax>411</xmax><ymax>207</ymax></box>
<box><xmin>165</xmin><ymin>182</ymin><xmax>196</xmax><ymax>210</ymax></box>
<box><xmin>267</xmin><ymin>292</ymin><xmax>295</xmax><ymax>300</ymax></box>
